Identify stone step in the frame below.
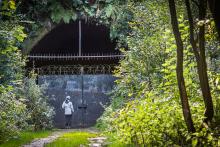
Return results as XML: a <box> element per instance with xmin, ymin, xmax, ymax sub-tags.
<box><xmin>89</xmin><ymin>137</ymin><xmax>107</xmax><ymax>141</ymax></box>
<box><xmin>89</xmin><ymin>139</ymin><xmax>105</xmax><ymax>143</ymax></box>
<box><xmin>88</xmin><ymin>143</ymin><xmax>102</xmax><ymax>147</ymax></box>
<box><xmin>88</xmin><ymin>137</ymin><xmax>107</xmax><ymax>147</ymax></box>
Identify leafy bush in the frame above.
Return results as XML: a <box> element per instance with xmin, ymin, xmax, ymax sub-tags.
<box><xmin>0</xmin><ymin>87</ymin><xmax>27</xmax><ymax>143</ymax></box>
<box><xmin>108</xmin><ymin>92</ymin><xmax>220</xmax><ymax>146</ymax></box>
<box><xmin>22</xmin><ymin>74</ymin><xmax>55</xmax><ymax>130</ymax></box>
<box><xmin>0</xmin><ymin>22</ymin><xmax>26</xmax><ymax>86</ymax></box>
<box><xmin>111</xmin><ymin>94</ymin><xmax>185</xmax><ymax>145</ymax></box>
<box><xmin>0</xmin><ymin>22</ymin><xmax>27</xmax><ymax>143</ymax></box>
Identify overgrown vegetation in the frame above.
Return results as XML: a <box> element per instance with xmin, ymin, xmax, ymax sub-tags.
<box><xmin>0</xmin><ymin>0</ymin><xmax>54</xmax><ymax>143</ymax></box>
<box><xmin>98</xmin><ymin>0</ymin><xmax>220</xmax><ymax>146</ymax></box>
<box><xmin>0</xmin><ymin>130</ymin><xmax>53</xmax><ymax>147</ymax></box>
<box><xmin>17</xmin><ymin>0</ymin><xmax>130</xmax><ymax>51</ymax></box>
<box><xmin>0</xmin><ymin>17</ymin><xmax>28</xmax><ymax>143</ymax></box>
<box><xmin>1</xmin><ymin>0</ymin><xmax>220</xmax><ymax>146</ymax></box>
<box><xmin>22</xmin><ymin>75</ymin><xmax>55</xmax><ymax>131</ymax></box>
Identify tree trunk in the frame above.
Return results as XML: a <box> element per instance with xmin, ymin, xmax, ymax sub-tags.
<box><xmin>185</xmin><ymin>0</ymin><xmax>214</xmax><ymax>123</ymax></box>
<box><xmin>208</xmin><ymin>0</ymin><xmax>220</xmax><ymax>39</ymax></box>
<box><xmin>198</xmin><ymin>0</ymin><xmax>214</xmax><ymax>123</ymax></box>
<box><xmin>168</xmin><ymin>0</ymin><xmax>195</xmax><ymax>133</ymax></box>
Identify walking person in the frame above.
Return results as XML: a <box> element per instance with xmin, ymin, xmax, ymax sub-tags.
<box><xmin>62</xmin><ymin>96</ymin><xmax>74</xmax><ymax>129</ymax></box>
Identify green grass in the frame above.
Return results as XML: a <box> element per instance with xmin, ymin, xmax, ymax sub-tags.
<box><xmin>45</xmin><ymin>132</ymin><xmax>97</xmax><ymax>147</ymax></box>
<box><xmin>104</xmin><ymin>134</ymin><xmax>129</xmax><ymax>147</ymax></box>
<box><xmin>0</xmin><ymin>130</ymin><xmax>53</xmax><ymax>147</ymax></box>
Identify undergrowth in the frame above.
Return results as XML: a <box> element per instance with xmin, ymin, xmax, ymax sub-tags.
<box><xmin>0</xmin><ymin>130</ymin><xmax>53</xmax><ymax>147</ymax></box>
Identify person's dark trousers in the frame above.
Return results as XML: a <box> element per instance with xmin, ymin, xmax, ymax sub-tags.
<box><xmin>65</xmin><ymin>114</ymin><xmax>72</xmax><ymax>128</ymax></box>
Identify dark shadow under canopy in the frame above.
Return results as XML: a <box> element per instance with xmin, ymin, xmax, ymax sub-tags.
<box><xmin>28</xmin><ymin>20</ymin><xmax>121</xmax><ymax>68</ymax></box>
<box><xmin>31</xmin><ymin>20</ymin><xmax>119</xmax><ymax>54</ymax></box>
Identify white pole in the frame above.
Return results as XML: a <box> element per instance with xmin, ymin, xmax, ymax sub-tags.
<box><xmin>79</xmin><ymin>20</ymin><xmax>82</xmax><ymax>56</ymax></box>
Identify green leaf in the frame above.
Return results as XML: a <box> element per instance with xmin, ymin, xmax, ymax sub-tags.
<box><xmin>192</xmin><ymin>138</ymin><xmax>198</xmax><ymax>147</ymax></box>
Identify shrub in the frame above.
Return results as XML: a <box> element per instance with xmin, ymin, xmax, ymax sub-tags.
<box><xmin>22</xmin><ymin>74</ymin><xmax>55</xmax><ymax>130</ymax></box>
<box><xmin>0</xmin><ymin>87</ymin><xmax>27</xmax><ymax>143</ymax></box>
<box><xmin>0</xmin><ymin>22</ymin><xmax>27</xmax><ymax>143</ymax></box>
<box><xmin>108</xmin><ymin>92</ymin><xmax>185</xmax><ymax>146</ymax></box>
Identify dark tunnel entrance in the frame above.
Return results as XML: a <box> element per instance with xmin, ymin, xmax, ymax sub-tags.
<box><xmin>27</xmin><ymin>20</ymin><xmax>122</xmax><ymax>128</ymax></box>
<box><xmin>28</xmin><ymin>20</ymin><xmax>121</xmax><ymax>67</ymax></box>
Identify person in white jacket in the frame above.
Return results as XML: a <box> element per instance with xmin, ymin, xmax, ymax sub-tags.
<box><xmin>62</xmin><ymin>96</ymin><xmax>74</xmax><ymax>129</ymax></box>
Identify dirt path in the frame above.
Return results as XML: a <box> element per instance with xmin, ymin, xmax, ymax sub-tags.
<box><xmin>23</xmin><ymin>128</ymin><xmax>101</xmax><ymax>147</ymax></box>
<box><xmin>23</xmin><ymin>129</ymin><xmax>69</xmax><ymax>147</ymax></box>
<box><xmin>23</xmin><ymin>131</ymin><xmax>62</xmax><ymax>147</ymax></box>
<box><xmin>88</xmin><ymin>137</ymin><xmax>107</xmax><ymax>147</ymax></box>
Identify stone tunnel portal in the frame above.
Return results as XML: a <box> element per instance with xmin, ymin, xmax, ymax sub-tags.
<box><xmin>27</xmin><ymin>20</ymin><xmax>122</xmax><ymax>128</ymax></box>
